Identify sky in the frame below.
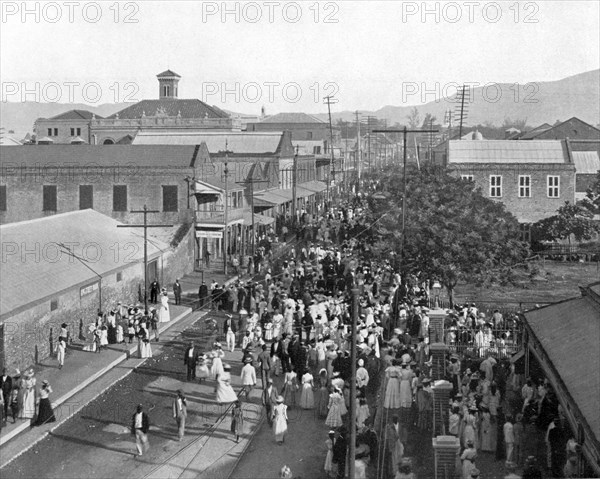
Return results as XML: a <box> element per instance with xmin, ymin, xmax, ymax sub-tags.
<box><xmin>1</xmin><ymin>0</ymin><xmax>599</xmax><ymax>114</ymax></box>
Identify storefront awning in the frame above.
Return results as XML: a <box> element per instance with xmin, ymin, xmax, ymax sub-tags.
<box><xmin>253</xmin><ymin>190</ymin><xmax>292</xmax><ymax>206</ymax></box>
<box><xmin>300</xmin><ymin>180</ymin><xmax>327</xmax><ymax>193</ymax></box>
<box><xmin>242</xmin><ymin>212</ymin><xmax>275</xmax><ymax>226</ymax></box>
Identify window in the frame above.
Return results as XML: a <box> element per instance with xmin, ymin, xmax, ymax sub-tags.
<box><xmin>47</xmin><ymin>128</ymin><xmax>52</xmax><ymax>136</ymax></box>
<box><xmin>461</xmin><ymin>175</ymin><xmax>474</xmax><ymax>182</ymax></box>
<box><xmin>0</xmin><ymin>185</ymin><xmax>6</xmax><ymax>211</ymax></box>
<box><xmin>79</xmin><ymin>185</ymin><xmax>93</xmax><ymax>209</ymax></box>
<box><xmin>163</xmin><ymin>85</ymin><xmax>170</xmax><ymax>97</ymax></box>
<box><xmin>307</xmin><ymin>131</ymin><xmax>313</xmax><ymax>140</ymax></box>
<box><xmin>113</xmin><ymin>185</ymin><xmax>127</xmax><ymax>211</ymax></box>
<box><xmin>237</xmin><ymin>191</ymin><xmax>243</xmax><ymax>207</ymax></box>
<box><xmin>53</xmin><ymin>128</ymin><xmax>58</xmax><ymax>136</ymax></box>
<box><xmin>77</xmin><ymin>127</ymin><xmax>81</xmax><ymax>136</ymax></box>
<box><xmin>116</xmin><ymin>272</ymin><xmax>123</xmax><ymax>282</ymax></box>
<box><xmin>519</xmin><ymin>223</ymin><xmax>531</xmax><ymax>243</ymax></box>
<box><xmin>313</xmin><ymin>146</ymin><xmax>322</xmax><ymax>155</ymax></box>
<box><xmin>43</xmin><ymin>185</ymin><xmax>57</xmax><ymax>211</ymax></box>
<box><xmin>71</xmin><ymin>128</ymin><xmax>75</xmax><ymax>136</ymax></box>
<box><xmin>489</xmin><ymin>175</ymin><xmax>502</xmax><ymax>197</ymax></box>
<box><xmin>50</xmin><ymin>299</ymin><xmax>58</xmax><ymax>311</ymax></box>
<box><xmin>162</xmin><ymin>185</ymin><xmax>178</xmax><ymax>212</ymax></box>
<box><xmin>518</xmin><ymin>175</ymin><xmax>531</xmax><ymax>197</ymax></box>
<box><xmin>548</xmin><ymin>176</ymin><xmax>560</xmax><ymax>198</ymax></box>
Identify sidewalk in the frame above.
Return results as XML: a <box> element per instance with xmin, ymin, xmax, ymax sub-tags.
<box><xmin>0</xmin><ymin>305</ymin><xmax>191</xmax><ymax>449</ymax></box>
<box><xmin>0</xmin><ymin>271</ymin><xmax>240</xmax><ymax>454</ymax></box>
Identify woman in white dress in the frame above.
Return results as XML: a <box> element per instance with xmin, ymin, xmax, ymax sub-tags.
<box><xmin>195</xmin><ymin>354</ymin><xmax>210</xmax><ymax>383</ymax></box>
<box><xmin>210</xmin><ymin>343</ymin><xmax>225</xmax><ymax>379</ymax></box>
<box><xmin>19</xmin><ymin>369</ymin><xmax>36</xmax><ymax>419</ymax></box>
<box><xmin>272</xmin><ymin>395</ymin><xmax>288</xmax><ymax>444</ymax></box>
<box><xmin>215</xmin><ymin>364</ymin><xmax>238</xmax><ymax>404</ymax></box>
<box><xmin>140</xmin><ymin>338</ymin><xmax>153</xmax><ymax>358</ymax></box>
<box><xmin>325</xmin><ymin>387</ymin><xmax>344</xmax><ymax>428</ymax></box>
<box><xmin>384</xmin><ymin>360</ymin><xmax>402</xmax><ymax>409</ymax></box>
<box><xmin>158</xmin><ymin>291</ymin><xmax>170</xmax><ymax>322</ymax></box>
<box><xmin>299</xmin><ymin>371</ymin><xmax>315</xmax><ymax>409</ymax></box>
<box><xmin>83</xmin><ymin>323</ymin><xmax>97</xmax><ymax>352</ymax></box>
<box><xmin>99</xmin><ymin>326</ymin><xmax>109</xmax><ymax>350</ymax></box>
<box><xmin>264</xmin><ymin>321</ymin><xmax>273</xmax><ymax>342</ymax></box>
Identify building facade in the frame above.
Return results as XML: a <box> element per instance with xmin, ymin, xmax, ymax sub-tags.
<box><xmin>33</xmin><ymin>70</ymin><xmax>241</xmax><ymax>145</ymax></box>
<box><xmin>446</xmin><ymin>140</ymin><xmax>576</xmax><ymax>233</ymax></box>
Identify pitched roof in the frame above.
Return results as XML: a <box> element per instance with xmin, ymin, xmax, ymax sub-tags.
<box><xmin>156</xmin><ymin>69</ymin><xmax>181</xmax><ymax>78</ymax></box>
<box><xmin>109</xmin><ymin>99</ymin><xmax>229</xmax><ymax>120</ymax></box>
<box><xmin>259</xmin><ymin>112</ymin><xmax>325</xmax><ymax>124</ymax></box>
<box><xmin>132</xmin><ymin>131</ymin><xmax>284</xmax><ymax>155</ymax></box>
<box><xmin>0</xmin><ymin>210</ymin><xmax>167</xmax><ymax>319</ymax></box>
<box><xmin>0</xmin><ymin>144</ymin><xmax>199</xmax><ymax>168</ymax></box>
<box><xmin>573</xmin><ymin>151</ymin><xmax>600</xmax><ymax>174</ymax></box>
<box><xmin>524</xmin><ymin>287</ymin><xmax>600</xmax><ymax>447</ymax></box>
<box><xmin>48</xmin><ymin>109</ymin><xmax>102</xmax><ymax>120</ymax></box>
<box><xmin>448</xmin><ymin>140</ymin><xmax>570</xmax><ymax>164</ymax></box>
<box><xmin>519</xmin><ymin>123</ymin><xmax>553</xmax><ymax>140</ymax></box>
<box><xmin>0</xmin><ymin>136</ymin><xmax>22</xmax><ymax>146</ymax></box>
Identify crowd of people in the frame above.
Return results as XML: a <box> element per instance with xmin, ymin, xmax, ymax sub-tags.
<box><xmin>0</xmin><ymin>187</ymin><xmax>589</xmax><ymax>479</ymax></box>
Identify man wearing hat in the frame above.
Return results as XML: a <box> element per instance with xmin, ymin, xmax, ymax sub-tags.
<box><xmin>149</xmin><ymin>279</ymin><xmax>160</xmax><ymax>304</ymax></box>
<box><xmin>184</xmin><ymin>341</ymin><xmax>199</xmax><ymax>381</ymax></box>
<box><xmin>240</xmin><ymin>356</ymin><xmax>257</xmax><ymax>398</ymax></box>
<box><xmin>1</xmin><ymin>369</ymin><xmax>13</xmax><ymax>420</ymax></box>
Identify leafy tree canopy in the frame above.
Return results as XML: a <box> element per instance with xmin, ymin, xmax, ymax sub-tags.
<box><xmin>532</xmin><ymin>201</ymin><xmax>599</xmax><ymax>244</ymax></box>
<box><xmin>368</xmin><ymin>166</ymin><xmax>531</xmax><ymax>304</ymax></box>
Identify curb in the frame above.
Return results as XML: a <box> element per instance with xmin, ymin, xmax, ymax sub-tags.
<box><xmin>0</xmin><ymin>307</ymin><xmax>192</xmax><ymax>448</ymax></box>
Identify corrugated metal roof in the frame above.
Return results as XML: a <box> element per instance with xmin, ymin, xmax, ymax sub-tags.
<box><xmin>132</xmin><ymin>131</ymin><xmax>283</xmax><ymax>154</ymax></box>
<box><xmin>259</xmin><ymin>112</ymin><xmax>325</xmax><ymax>124</ymax></box>
<box><xmin>448</xmin><ymin>140</ymin><xmax>568</xmax><ymax>164</ymax></box>
<box><xmin>524</xmin><ymin>295</ymin><xmax>600</xmax><ymax>444</ymax></box>
<box><xmin>0</xmin><ymin>144</ymin><xmax>198</xmax><ymax>168</ymax></box>
<box><xmin>573</xmin><ymin>151</ymin><xmax>600</xmax><ymax>174</ymax></box>
<box><xmin>0</xmin><ymin>210</ymin><xmax>167</xmax><ymax>319</ymax></box>
<box><xmin>109</xmin><ymin>99</ymin><xmax>228</xmax><ymax>120</ymax></box>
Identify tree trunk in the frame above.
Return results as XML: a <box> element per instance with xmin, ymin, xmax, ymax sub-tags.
<box><xmin>447</xmin><ymin>286</ymin><xmax>455</xmax><ymax>309</ymax></box>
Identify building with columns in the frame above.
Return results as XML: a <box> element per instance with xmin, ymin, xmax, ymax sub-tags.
<box><xmin>33</xmin><ymin>70</ymin><xmax>241</xmax><ymax>145</ymax></box>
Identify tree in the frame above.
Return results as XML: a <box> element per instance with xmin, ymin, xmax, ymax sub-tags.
<box><xmin>370</xmin><ymin>166</ymin><xmax>530</xmax><ymax>305</ymax></box>
<box><xmin>407</xmin><ymin>107</ymin><xmax>421</xmax><ymax>129</ymax></box>
<box><xmin>532</xmin><ymin>201</ymin><xmax>599</xmax><ymax>244</ymax></box>
<box><xmin>580</xmin><ymin>170</ymin><xmax>600</xmax><ymax>215</ymax></box>
<box><xmin>502</xmin><ymin>117</ymin><xmax>528</xmax><ymax>131</ymax></box>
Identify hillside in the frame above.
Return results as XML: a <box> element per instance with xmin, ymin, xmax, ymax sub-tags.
<box><xmin>2</xmin><ymin>70</ymin><xmax>598</xmax><ymax>139</ymax></box>
<box><xmin>318</xmin><ymin>69</ymin><xmax>600</xmax><ymax>128</ymax></box>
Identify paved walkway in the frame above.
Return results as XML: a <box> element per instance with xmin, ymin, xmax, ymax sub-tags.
<box><xmin>0</xmin><ymin>270</ymin><xmax>239</xmax><ymax>464</ymax></box>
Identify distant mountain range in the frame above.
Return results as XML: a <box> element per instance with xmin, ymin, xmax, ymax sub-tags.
<box><xmin>315</xmin><ymin>69</ymin><xmax>600</xmax><ymax>129</ymax></box>
<box><xmin>2</xmin><ymin>69</ymin><xmax>598</xmax><ymax>140</ymax></box>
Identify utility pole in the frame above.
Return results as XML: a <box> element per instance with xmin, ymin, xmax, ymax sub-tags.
<box><xmin>364</xmin><ymin>116</ymin><xmax>377</xmax><ymax>173</ymax></box>
<box><xmin>117</xmin><ymin>205</ymin><xmax>172</xmax><ymax>314</ymax></box>
<box><xmin>355</xmin><ymin>111</ymin><xmax>361</xmax><ymax>184</ymax></box>
<box><xmin>223</xmin><ymin>141</ymin><xmax>230</xmax><ymax>275</ymax></box>
<box><xmin>324</xmin><ymin>95</ymin><xmax>338</xmax><ymax>208</ymax></box>
<box><xmin>373</xmin><ymin>127</ymin><xmax>438</xmax><ymax>269</ymax></box>
<box><xmin>292</xmin><ymin>144</ymin><xmax>299</xmax><ymax>225</ymax></box>
<box><xmin>349</xmin><ymin>285</ymin><xmax>360</xmax><ymax>479</ymax></box>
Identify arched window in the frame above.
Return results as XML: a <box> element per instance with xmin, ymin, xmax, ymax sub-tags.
<box><xmin>103</xmin><ymin>138</ymin><xmax>115</xmax><ymax>145</ymax></box>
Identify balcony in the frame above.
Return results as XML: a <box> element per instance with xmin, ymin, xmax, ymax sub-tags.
<box><xmin>195</xmin><ymin>206</ymin><xmax>245</xmax><ymax>226</ymax></box>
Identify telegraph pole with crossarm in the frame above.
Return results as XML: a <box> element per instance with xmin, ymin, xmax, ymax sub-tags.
<box><xmin>117</xmin><ymin>205</ymin><xmax>173</xmax><ymax>314</ymax></box>
<box><xmin>372</xmin><ymin>126</ymin><xmax>438</xmax><ymax>268</ymax></box>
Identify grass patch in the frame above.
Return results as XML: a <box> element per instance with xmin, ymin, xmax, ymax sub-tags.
<box><xmin>452</xmin><ymin>260</ymin><xmax>600</xmax><ymax>309</ymax></box>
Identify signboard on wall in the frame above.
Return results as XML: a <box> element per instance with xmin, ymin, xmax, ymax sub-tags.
<box><xmin>196</xmin><ymin>231</ymin><xmax>223</xmax><ymax>239</ymax></box>
<box><xmin>80</xmin><ymin>282</ymin><xmax>99</xmax><ymax>297</ymax></box>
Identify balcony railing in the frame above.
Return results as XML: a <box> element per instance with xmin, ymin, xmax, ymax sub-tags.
<box><xmin>195</xmin><ymin>207</ymin><xmax>245</xmax><ymax>224</ymax></box>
